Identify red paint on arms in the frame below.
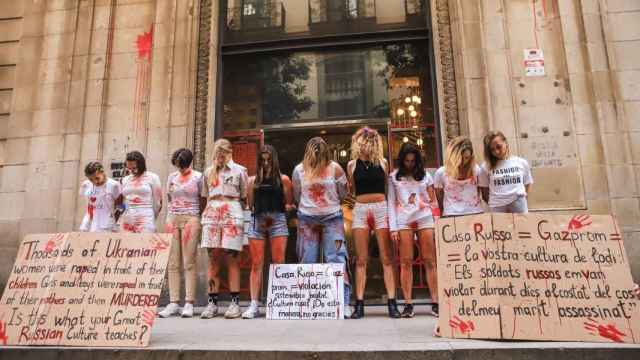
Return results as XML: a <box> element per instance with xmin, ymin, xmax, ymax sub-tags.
<box><xmin>307</xmin><ymin>183</ymin><xmax>328</xmax><ymax>207</ymax></box>
<box><xmin>584</xmin><ymin>318</ymin><xmax>626</xmax><ymax>343</ymax></box>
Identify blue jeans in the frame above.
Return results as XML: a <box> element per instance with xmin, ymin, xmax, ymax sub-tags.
<box><xmin>297</xmin><ymin>211</ymin><xmax>351</xmax><ymax>306</ymax></box>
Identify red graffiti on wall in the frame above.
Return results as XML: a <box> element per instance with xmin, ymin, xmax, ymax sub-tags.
<box><xmin>133</xmin><ymin>26</ymin><xmax>153</xmax><ymax>134</ymax></box>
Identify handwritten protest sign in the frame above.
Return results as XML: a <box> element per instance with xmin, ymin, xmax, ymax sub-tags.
<box><xmin>266</xmin><ymin>263</ymin><xmax>344</xmax><ymax>320</ymax></box>
<box><xmin>437</xmin><ymin>213</ymin><xmax>640</xmax><ymax>343</ymax></box>
<box><xmin>0</xmin><ymin>232</ymin><xmax>171</xmax><ymax>347</ymax></box>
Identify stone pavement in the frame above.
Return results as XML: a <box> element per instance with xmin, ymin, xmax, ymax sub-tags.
<box><xmin>2</xmin><ymin>306</ymin><xmax>640</xmax><ymax>359</ymax></box>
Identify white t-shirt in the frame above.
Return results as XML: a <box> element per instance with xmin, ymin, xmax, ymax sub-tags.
<box><xmin>478</xmin><ymin>156</ymin><xmax>533</xmax><ymax>208</ymax></box>
<box><xmin>433</xmin><ymin>165</ymin><xmax>483</xmax><ymax>216</ymax></box>
<box><xmin>167</xmin><ymin>170</ymin><xmax>203</xmax><ymax>216</ymax></box>
<box><xmin>387</xmin><ymin>170</ymin><xmax>435</xmax><ymax>231</ymax></box>
<box><xmin>79</xmin><ymin>178</ymin><xmax>122</xmax><ymax>232</ymax></box>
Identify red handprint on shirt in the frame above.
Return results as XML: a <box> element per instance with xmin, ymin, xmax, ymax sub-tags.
<box><xmin>568</xmin><ymin>215</ymin><xmax>592</xmax><ymax>230</ymax></box>
<box><xmin>44</xmin><ymin>234</ymin><xmax>65</xmax><ymax>254</ymax></box>
<box><xmin>307</xmin><ymin>183</ymin><xmax>328</xmax><ymax>207</ymax></box>
<box><xmin>584</xmin><ymin>318</ymin><xmax>625</xmax><ymax>343</ymax></box>
<box><xmin>449</xmin><ymin>316</ymin><xmax>475</xmax><ymax>335</ymax></box>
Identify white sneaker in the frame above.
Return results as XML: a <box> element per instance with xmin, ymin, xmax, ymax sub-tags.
<box><xmin>242</xmin><ymin>303</ymin><xmax>260</xmax><ymax>319</ymax></box>
<box><xmin>181</xmin><ymin>303</ymin><xmax>194</xmax><ymax>318</ymax></box>
<box><xmin>158</xmin><ymin>303</ymin><xmax>180</xmax><ymax>318</ymax></box>
<box><xmin>225</xmin><ymin>302</ymin><xmax>242</xmax><ymax>319</ymax></box>
<box><xmin>343</xmin><ymin>305</ymin><xmax>353</xmax><ymax>319</ymax></box>
<box><xmin>200</xmin><ymin>302</ymin><xmax>218</xmax><ymax>319</ymax></box>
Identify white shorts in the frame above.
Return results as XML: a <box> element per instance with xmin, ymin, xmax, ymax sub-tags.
<box><xmin>397</xmin><ymin>215</ymin><xmax>434</xmax><ymax>231</ymax></box>
<box><xmin>201</xmin><ymin>200</ymin><xmax>244</xmax><ymax>251</ymax></box>
<box><xmin>120</xmin><ymin>208</ymin><xmax>156</xmax><ymax>233</ymax></box>
<box><xmin>352</xmin><ymin>201</ymin><xmax>389</xmax><ymax>230</ymax></box>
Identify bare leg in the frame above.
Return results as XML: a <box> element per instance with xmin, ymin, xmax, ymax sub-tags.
<box><xmin>248</xmin><ymin>238</ymin><xmax>265</xmax><ymax>301</ymax></box>
<box><xmin>206</xmin><ymin>248</ymin><xmax>221</xmax><ymax>293</ymax></box>
<box><xmin>226</xmin><ymin>251</ymin><xmax>241</xmax><ymax>293</ymax></box>
<box><xmin>398</xmin><ymin>230</ymin><xmax>415</xmax><ymax>304</ymax></box>
<box><xmin>375</xmin><ymin>228</ymin><xmax>396</xmax><ymax>299</ymax></box>
<box><xmin>352</xmin><ymin>228</ymin><xmax>370</xmax><ymax>301</ymax></box>
<box><xmin>417</xmin><ymin>228</ymin><xmax>438</xmax><ymax>303</ymax></box>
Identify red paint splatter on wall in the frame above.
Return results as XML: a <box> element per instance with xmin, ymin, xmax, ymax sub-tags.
<box><xmin>133</xmin><ymin>26</ymin><xmax>153</xmax><ymax>134</ymax></box>
<box><xmin>308</xmin><ymin>183</ymin><xmax>328</xmax><ymax>207</ymax></box>
<box><xmin>584</xmin><ymin>318</ymin><xmax>626</xmax><ymax>343</ymax></box>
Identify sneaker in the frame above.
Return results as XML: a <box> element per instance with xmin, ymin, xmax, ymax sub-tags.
<box><xmin>200</xmin><ymin>302</ymin><xmax>218</xmax><ymax>319</ymax></box>
<box><xmin>242</xmin><ymin>304</ymin><xmax>260</xmax><ymax>319</ymax></box>
<box><xmin>181</xmin><ymin>303</ymin><xmax>194</xmax><ymax>318</ymax></box>
<box><xmin>431</xmin><ymin>303</ymin><xmax>439</xmax><ymax>317</ymax></box>
<box><xmin>225</xmin><ymin>302</ymin><xmax>242</xmax><ymax>319</ymax></box>
<box><xmin>401</xmin><ymin>304</ymin><xmax>415</xmax><ymax>318</ymax></box>
<box><xmin>343</xmin><ymin>305</ymin><xmax>353</xmax><ymax>319</ymax></box>
<box><xmin>158</xmin><ymin>303</ymin><xmax>180</xmax><ymax>318</ymax></box>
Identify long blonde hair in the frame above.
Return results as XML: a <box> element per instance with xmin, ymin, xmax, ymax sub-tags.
<box><xmin>207</xmin><ymin>138</ymin><xmax>233</xmax><ymax>185</ymax></box>
<box><xmin>303</xmin><ymin>137</ymin><xmax>331</xmax><ymax>179</ymax></box>
<box><xmin>444</xmin><ymin>136</ymin><xmax>476</xmax><ymax>180</ymax></box>
<box><xmin>350</xmin><ymin>127</ymin><xmax>385</xmax><ymax>167</ymax></box>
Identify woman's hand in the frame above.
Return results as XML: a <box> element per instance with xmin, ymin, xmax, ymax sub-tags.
<box><xmin>390</xmin><ymin>231</ymin><xmax>399</xmax><ymax>243</ymax></box>
<box><xmin>634</xmin><ymin>283</ymin><xmax>640</xmax><ymax>300</ymax></box>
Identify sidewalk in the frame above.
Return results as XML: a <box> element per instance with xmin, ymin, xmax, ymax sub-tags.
<box><xmin>2</xmin><ymin>306</ymin><xmax>639</xmax><ymax>360</ymax></box>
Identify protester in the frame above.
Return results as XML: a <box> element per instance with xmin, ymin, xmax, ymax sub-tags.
<box><xmin>347</xmin><ymin>127</ymin><xmax>400</xmax><ymax>319</ymax></box>
<box><xmin>120</xmin><ymin>151</ymin><xmax>162</xmax><ymax>233</ymax></box>
<box><xmin>388</xmin><ymin>143</ymin><xmax>439</xmax><ymax>318</ymax></box>
<box><xmin>200</xmin><ymin>139</ymin><xmax>249</xmax><ymax>319</ymax></box>
<box><xmin>79</xmin><ymin>161</ymin><xmax>122</xmax><ymax>232</ymax></box>
<box><xmin>243</xmin><ymin>145</ymin><xmax>294</xmax><ymax>319</ymax></box>
<box><xmin>434</xmin><ymin>136</ymin><xmax>483</xmax><ymax>216</ymax></box>
<box><xmin>479</xmin><ymin>131</ymin><xmax>533</xmax><ymax>213</ymax></box>
<box><xmin>292</xmin><ymin>137</ymin><xmax>352</xmax><ymax>318</ymax></box>
<box><xmin>158</xmin><ymin>149</ymin><xmax>204</xmax><ymax>319</ymax></box>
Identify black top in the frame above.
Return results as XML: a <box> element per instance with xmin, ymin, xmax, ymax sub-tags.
<box><xmin>253</xmin><ymin>178</ymin><xmax>286</xmax><ymax>214</ymax></box>
<box><xmin>353</xmin><ymin>159</ymin><xmax>386</xmax><ymax>196</ymax></box>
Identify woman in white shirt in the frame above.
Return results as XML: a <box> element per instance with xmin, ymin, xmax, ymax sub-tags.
<box><xmin>200</xmin><ymin>139</ymin><xmax>249</xmax><ymax>320</ymax></box>
<box><xmin>388</xmin><ymin>143</ymin><xmax>439</xmax><ymax>318</ymax></box>
<box><xmin>79</xmin><ymin>161</ymin><xmax>122</xmax><ymax>232</ymax></box>
<box><xmin>120</xmin><ymin>151</ymin><xmax>162</xmax><ymax>233</ymax></box>
<box><xmin>158</xmin><ymin>148</ymin><xmax>204</xmax><ymax>319</ymax></box>
<box><xmin>292</xmin><ymin>137</ymin><xmax>352</xmax><ymax>318</ymax></box>
<box><xmin>434</xmin><ymin>136</ymin><xmax>483</xmax><ymax>217</ymax></box>
<box><xmin>478</xmin><ymin>131</ymin><xmax>533</xmax><ymax>213</ymax></box>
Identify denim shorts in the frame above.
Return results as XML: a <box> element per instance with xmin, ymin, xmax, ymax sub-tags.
<box><xmin>352</xmin><ymin>201</ymin><xmax>389</xmax><ymax>230</ymax></box>
<box><xmin>247</xmin><ymin>212</ymin><xmax>289</xmax><ymax>240</ymax></box>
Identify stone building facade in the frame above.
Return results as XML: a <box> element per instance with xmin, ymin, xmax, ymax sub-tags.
<box><xmin>0</xmin><ymin>0</ymin><xmax>639</xmax><ymax>295</ymax></box>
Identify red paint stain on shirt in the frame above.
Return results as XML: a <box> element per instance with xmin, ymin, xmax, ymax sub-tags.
<box><xmin>308</xmin><ymin>183</ymin><xmax>328</xmax><ymax>207</ymax></box>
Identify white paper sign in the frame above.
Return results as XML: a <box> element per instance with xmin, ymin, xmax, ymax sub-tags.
<box><xmin>524</xmin><ymin>48</ymin><xmax>545</xmax><ymax>77</ymax></box>
<box><xmin>266</xmin><ymin>263</ymin><xmax>345</xmax><ymax>320</ymax></box>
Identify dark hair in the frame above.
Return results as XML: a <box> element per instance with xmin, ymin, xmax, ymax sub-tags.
<box><xmin>171</xmin><ymin>148</ymin><xmax>193</xmax><ymax>169</ymax></box>
<box><xmin>84</xmin><ymin>161</ymin><xmax>104</xmax><ymax>177</ymax></box>
<box><xmin>125</xmin><ymin>151</ymin><xmax>147</xmax><ymax>174</ymax></box>
<box><xmin>483</xmin><ymin>130</ymin><xmax>509</xmax><ymax>171</ymax></box>
<box><xmin>255</xmin><ymin>144</ymin><xmax>282</xmax><ymax>188</ymax></box>
<box><xmin>396</xmin><ymin>143</ymin><xmax>425</xmax><ymax>181</ymax></box>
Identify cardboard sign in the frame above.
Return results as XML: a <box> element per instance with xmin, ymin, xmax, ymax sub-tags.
<box><xmin>437</xmin><ymin>213</ymin><xmax>640</xmax><ymax>343</ymax></box>
<box><xmin>0</xmin><ymin>232</ymin><xmax>171</xmax><ymax>347</ymax></box>
<box><xmin>524</xmin><ymin>48</ymin><xmax>545</xmax><ymax>77</ymax></box>
<box><xmin>266</xmin><ymin>263</ymin><xmax>344</xmax><ymax>320</ymax></box>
